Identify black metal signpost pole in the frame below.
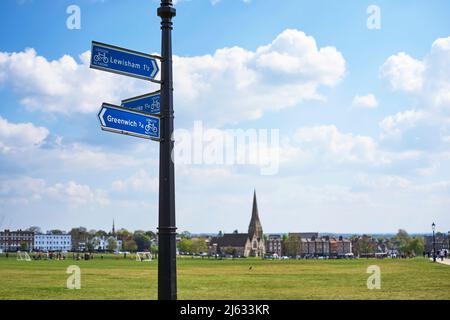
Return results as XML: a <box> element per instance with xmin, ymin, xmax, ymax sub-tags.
<box><xmin>157</xmin><ymin>0</ymin><xmax>177</xmax><ymax>300</ymax></box>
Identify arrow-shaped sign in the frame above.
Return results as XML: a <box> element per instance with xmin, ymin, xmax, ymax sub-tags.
<box><xmin>90</xmin><ymin>41</ymin><xmax>160</xmax><ymax>82</ymax></box>
<box><xmin>98</xmin><ymin>103</ymin><xmax>160</xmax><ymax>140</ymax></box>
<box><xmin>121</xmin><ymin>91</ymin><xmax>160</xmax><ymax>115</ymax></box>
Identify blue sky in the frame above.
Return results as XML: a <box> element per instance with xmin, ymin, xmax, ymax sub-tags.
<box><xmin>0</xmin><ymin>0</ymin><xmax>449</xmax><ymax>234</ymax></box>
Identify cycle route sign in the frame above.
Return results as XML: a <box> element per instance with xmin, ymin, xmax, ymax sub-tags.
<box><xmin>98</xmin><ymin>103</ymin><xmax>160</xmax><ymax>140</ymax></box>
<box><xmin>90</xmin><ymin>41</ymin><xmax>160</xmax><ymax>81</ymax></box>
<box><xmin>121</xmin><ymin>91</ymin><xmax>161</xmax><ymax>114</ymax></box>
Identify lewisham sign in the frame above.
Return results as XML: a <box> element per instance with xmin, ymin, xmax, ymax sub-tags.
<box><xmin>90</xmin><ymin>41</ymin><xmax>160</xmax><ymax>82</ymax></box>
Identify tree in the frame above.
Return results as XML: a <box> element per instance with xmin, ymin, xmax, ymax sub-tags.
<box><xmin>355</xmin><ymin>235</ymin><xmax>376</xmax><ymax>255</ymax></box>
<box><xmin>20</xmin><ymin>242</ymin><xmax>28</xmax><ymax>251</ymax></box>
<box><xmin>191</xmin><ymin>238</ymin><xmax>207</xmax><ymax>254</ymax></box>
<box><xmin>123</xmin><ymin>240</ymin><xmax>137</xmax><ymax>252</ymax></box>
<box><xmin>218</xmin><ymin>231</ymin><xmax>223</xmax><ymax>237</ymax></box>
<box><xmin>27</xmin><ymin>226</ymin><xmax>42</xmax><ymax>234</ymax></box>
<box><xmin>133</xmin><ymin>232</ymin><xmax>152</xmax><ymax>251</ymax></box>
<box><xmin>406</xmin><ymin>237</ymin><xmax>424</xmax><ymax>256</ymax></box>
<box><xmin>116</xmin><ymin>228</ymin><xmax>131</xmax><ymax>238</ymax></box>
<box><xmin>86</xmin><ymin>241</ymin><xmax>94</xmax><ymax>253</ymax></box>
<box><xmin>106</xmin><ymin>237</ymin><xmax>117</xmax><ymax>252</ymax></box>
<box><xmin>150</xmin><ymin>244</ymin><xmax>158</xmax><ymax>255</ymax></box>
<box><xmin>91</xmin><ymin>237</ymin><xmax>101</xmax><ymax>251</ymax></box>
<box><xmin>95</xmin><ymin>230</ymin><xmax>108</xmax><ymax>237</ymax></box>
<box><xmin>178</xmin><ymin>238</ymin><xmax>193</xmax><ymax>253</ymax></box>
<box><xmin>392</xmin><ymin>229</ymin><xmax>413</xmax><ymax>255</ymax></box>
<box><xmin>145</xmin><ymin>231</ymin><xmax>156</xmax><ymax>239</ymax></box>
<box><xmin>284</xmin><ymin>235</ymin><xmax>300</xmax><ymax>257</ymax></box>
<box><xmin>180</xmin><ymin>231</ymin><xmax>191</xmax><ymax>239</ymax></box>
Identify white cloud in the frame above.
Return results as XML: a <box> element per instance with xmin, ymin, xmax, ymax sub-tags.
<box><xmin>357</xmin><ymin>174</ymin><xmax>450</xmax><ymax>193</ymax></box>
<box><xmin>379</xmin><ymin>109</ymin><xmax>428</xmax><ymax>139</ymax></box>
<box><xmin>379</xmin><ymin>36</ymin><xmax>450</xmax><ymax>146</ymax></box>
<box><xmin>290</xmin><ymin>125</ymin><xmax>388</xmax><ymax>166</ymax></box>
<box><xmin>0</xmin><ymin>29</ymin><xmax>345</xmax><ymax>125</ymax></box>
<box><xmin>0</xmin><ymin>116</ymin><xmax>49</xmax><ymax>153</ymax></box>
<box><xmin>352</xmin><ymin>94</ymin><xmax>378</xmax><ymax>109</ymax></box>
<box><xmin>380</xmin><ymin>36</ymin><xmax>450</xmax><ymax>112</ymax></box>
<box><xmin>112</xmin><ymin>169</ymin><xmax>158</xmax><ymax>193</ymax></box>
<box><xmin>174</xmin><ymin>29</ymin><xmax>345</xmax><ymax>124</ymax></box>
<box><xmin>0</xmin><ymin>176</ymin><xmax>109</xmax><ymax>205</ymax></box>
<box><xmin>57</xmin><ymin>143</ymin><xmax>142</xmax><ymax>171</ymax></box>
<box><xmin>380</xmin><ymin>52</ymin><xmax>425</xmax><ymax>92</ymax></box>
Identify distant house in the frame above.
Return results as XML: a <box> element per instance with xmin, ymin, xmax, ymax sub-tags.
<box><xmin>34</xmin><ymin>233</ymin><xmax>71</xmax><ymax>252</ymax></box>
<box><xmin>91</xmin><ymin>236</ymin><xmax>122</xmax><ymax>252</ymax></box>
<box><xmin>209</xmin><ymin>191</ymin><xmax>265</xmax><ymax>257</ymax></box>
<box><xmin>424</xmin><ymin>234</ymin><xmax>449</xmax><ymax>253</ymax></box>
<box><xmin>0</xmin><ymin>230</ymin><xmax>34</xmax><ymax>252</ymax></box>
<box><xmin>266</xmin><ymin>234</ymin><xmax>282</xmax><ymax>257</ymax></box>
<box><xmin>285</xmin><ymin>233</ymin><xmax>352</xmax><ymax>257</ymax></box>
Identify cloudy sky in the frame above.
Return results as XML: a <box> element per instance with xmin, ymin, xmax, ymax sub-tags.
<box><xmin>0</xmin><ymin>0</ymin><xmax>449</xmax><ymax>234</ymax></box>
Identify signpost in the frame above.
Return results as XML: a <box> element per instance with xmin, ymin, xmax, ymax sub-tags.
<box><xmin>90</xmin><ymin>0</ymin><xmax>177</xmax><ymax>301</ymax></box>
<box><xmin>121</xmin><ymin>91</ymin><xmax>161</xmax><ymax>114</ymax></box>
<box><xmin>157</xmin><ymin>0</ymin><xmax>177</xmax><ymax>301</ymax></box>
<box><xmin>98</xmin><ymin>103</ymin><xmax>160</xmax><ymax>140</ymax></box>
<box><xmin>90</xmin><ymin>41</ymin><xmax>160</xmax><ymax>82</ymax></box>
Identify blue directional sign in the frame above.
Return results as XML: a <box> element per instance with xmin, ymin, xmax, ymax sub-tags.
<box><xmin>90</xmin><ymin>41</ymin><xmax>160</xmax><ymax>81</ymax></box>
<box><xmin>98</xmin><ymin>103</ymin><xmax>160</xmax><ymax>140</ymax></box>
<box><xmin>121</xmin><ymin>91</ymin><xmax>160</xmax><ymax>115</ymax></box>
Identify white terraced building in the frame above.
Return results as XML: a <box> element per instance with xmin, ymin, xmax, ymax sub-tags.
<box><xmin>34</xmin><ymin>233</ymin><xmax>72</xmax><ymax>252</ymax></box>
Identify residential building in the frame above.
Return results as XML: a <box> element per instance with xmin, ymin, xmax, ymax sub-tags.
<box><xmin>34</xmin><ymin>233</ymin><xmax>71</xmax><ymax>252</ymax></box>
<box><xmin>0</xmin><ymin>230</ymin><xmax>34</xmax><ymax>252</ymax></box>
<box><xmin>91</xmin><ymin>236</ymin><xmax>123</xmax><ymax>252</ymax></box>
<box><xmin>424</xmin><ymin>234</ymin><xmax>450</xmax><ymax>253</ymax></box>
<box><xmin>266</xmin><ymin>234</ymin><xmax>282</xmax><ymax>256</ymax></box>
<box><xmin>336</xmin><ymin>237</ymin><xmax>352</xmax><ymax>256</ymax></box>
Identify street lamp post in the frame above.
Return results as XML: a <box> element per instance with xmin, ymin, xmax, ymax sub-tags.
<box><xmin>432</xmin><ymin>222</ymin><xmax>436</xmax><ymax>262</ymax></box>
<box><xmin>157</xmin><ymin>0</ymin><xmax>177</xmax><ymax>300</ymax></box>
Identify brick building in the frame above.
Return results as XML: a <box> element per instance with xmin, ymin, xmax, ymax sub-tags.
<box><xmin>0</xmin><ymin>230</ymin><xmax>34</xmax><ymax>252</ymax></box>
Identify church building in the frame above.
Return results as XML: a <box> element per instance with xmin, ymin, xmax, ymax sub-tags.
<box><xmin>209</xmin><ymin>191</ymin><xmax>265</xmax><ymax>257</ymax></box>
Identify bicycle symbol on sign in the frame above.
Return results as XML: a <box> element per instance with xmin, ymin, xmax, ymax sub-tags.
<box><xmin>151</xmin><ymin>98</ymin><xmax>160</xmax><ymax>112</ymax></box>
<box><xmin>145</xmin><ymin>121</ymin><xmax>158</xmax><ymax>134</ymax></box>
<box><xmin>94</xmin><ymin>51</ymin><xmax>109</xmax><ymax>64</ymax></box>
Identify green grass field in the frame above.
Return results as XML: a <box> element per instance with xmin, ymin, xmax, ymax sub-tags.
<box><xmin>0</xmin><ymin>255</ymin><xmax>449</xmax><ymax>300</ymax></box>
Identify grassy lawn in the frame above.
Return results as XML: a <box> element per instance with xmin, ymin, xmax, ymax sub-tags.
<box><xmin>0</xmin><ymin>255</ymin><xmax>449</xmax><ymax>300</ymax></box>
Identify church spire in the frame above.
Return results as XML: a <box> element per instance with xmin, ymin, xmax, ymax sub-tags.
<box><xmin>252</xmin><ymin>190</ymin><xmax>258</xmax><ymax>220</ymax></box>
<box><xmin>248</xmin><ymin>190</ymin><xmax>263</xmax><ymax>239</ymax></box>
<box><xmin>112</xmin><ymin>219</ymin><xmax>116</xmax><ymax>236</ymax></box>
